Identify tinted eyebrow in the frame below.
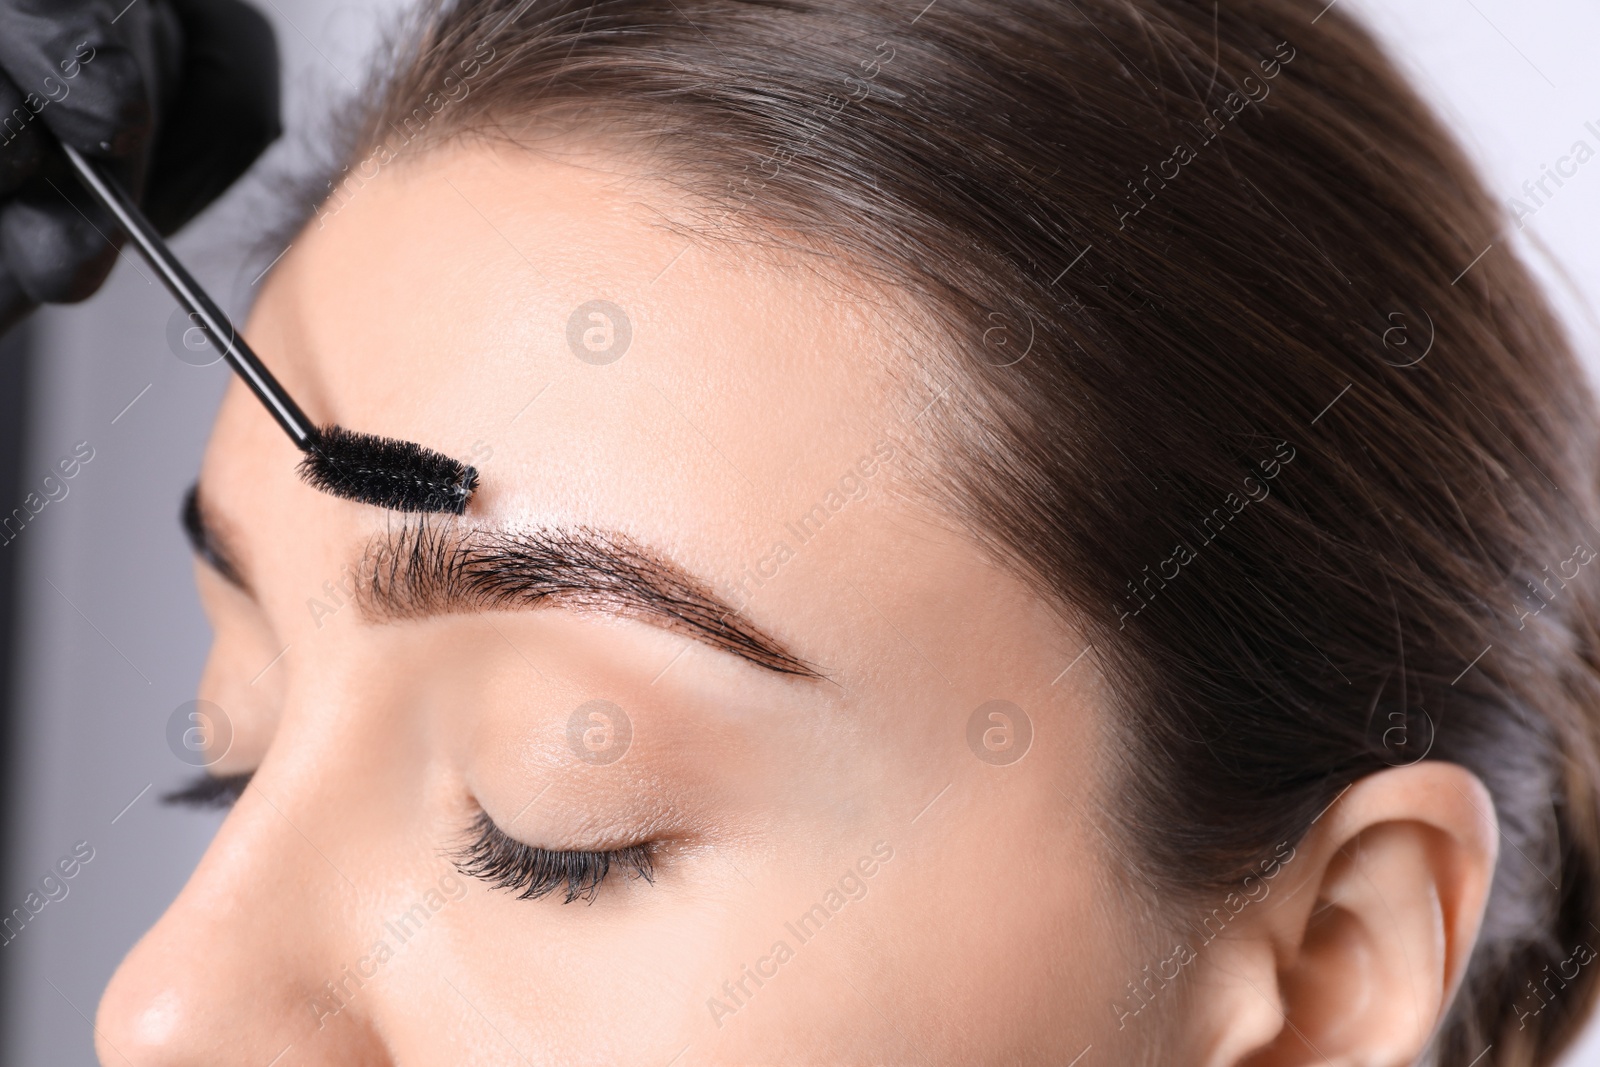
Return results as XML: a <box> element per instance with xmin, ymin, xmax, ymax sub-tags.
<box><xmin>182</xmin><ymin>483</ymin><xmax>248</xmax><ymax>591</ymax></box>
<box><xmin>355</xmin><ymin>519</ymin><xmax>821</xmax><ymax>679</ymax></box>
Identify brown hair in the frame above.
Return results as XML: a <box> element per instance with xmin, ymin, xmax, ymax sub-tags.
<box><xmin>314</xmin><ymin>0</ymin><xmax>1600</xmax><ymax>1061</ymax></box>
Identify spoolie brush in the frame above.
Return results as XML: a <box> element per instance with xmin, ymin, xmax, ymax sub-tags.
<box><xmin>297</xmin><ymin>425</ymin><xmax>478</xmax><ymax>514</ymax></box>
<box><xmin>57</xmin><ymin>142</ymin><xmax>478</xmax><ymax>515</ymax></box>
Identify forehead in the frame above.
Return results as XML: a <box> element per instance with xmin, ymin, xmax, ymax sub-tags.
<box><xmin>267</xmin><ymin>143</ymin><xmax>908</xmax><ymax>524</ymax></box>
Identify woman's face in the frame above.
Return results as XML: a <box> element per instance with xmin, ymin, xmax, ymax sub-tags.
<box><xmin>94</xmin><ymin>143</ymin><xmax>1136</xmax><ymax>1065</ymax></box>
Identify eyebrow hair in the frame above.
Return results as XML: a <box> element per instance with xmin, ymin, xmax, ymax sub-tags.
<box><xmin>356</xmin><ymin>519</ymin><xmax>822</xmax><ymax>679</ymax></box>
<box><xmin>182</xmin><ymin>483</ymin><xmax>248</xmax><ymax>590</ymax></box>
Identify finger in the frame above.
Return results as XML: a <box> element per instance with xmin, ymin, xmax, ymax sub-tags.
<box><xmin>0</xmin><ymin>179</ymin><xmax>120</xmax><ymax>303</ymax></box>
<box><xmin>144</xmin><ymin>0</ymin><xmax>280</xmax><ymax>233</ymax></box>
<box><xmin>0</xmin><ymin>68</ymin><xmax>46</xmax><ymax>197</ymax></box>
<box><xmin>0</xmin><ymin>1</ymin><xmax>160</xmax><ymax>158</ymax></box>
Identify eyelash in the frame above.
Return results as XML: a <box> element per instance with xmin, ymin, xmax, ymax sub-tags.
<box><xmin>163</xmin><ymin>772</ymin><xmax>253</xmax><ymax>809</ymax></box>
<box><xmin>163</xmin><ymin>776</ymin><xmax>656</xmax><ymax>904</ymax></box>
<box><xmin>452</xmin><ymin>811</ymin><xmax>656</xmax><ymax>905</ymax></box>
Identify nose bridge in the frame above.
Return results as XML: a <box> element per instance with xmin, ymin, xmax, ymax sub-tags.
<box><xmin>96</xmin><ymin>666</ymin><xmax>413</xmax><ymax>1066</ymax></box>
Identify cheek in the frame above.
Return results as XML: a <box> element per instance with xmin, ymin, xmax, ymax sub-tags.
<box><xmin>851</xmin><ymin>798</ymin><xmax>1139</xmax><ymax>1058</ymax></box>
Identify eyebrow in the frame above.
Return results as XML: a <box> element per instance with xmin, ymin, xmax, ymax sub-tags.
<box><xmin>182</xmin><ymin>483</ymin><xmax>818</xmax><ymax>679</ymax></box>
<box><xmin>358</xmin><ymin>519</ymin><xmax>821</xmax><ymax>678</ymax></box>
<box><xmin>182</xmin><ymin>484</ymin><xmax>248</xmax><ymax>590</ymax></box>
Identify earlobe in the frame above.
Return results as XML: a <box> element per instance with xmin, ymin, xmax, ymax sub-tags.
<box><xmin>1183</xmin><ymin>762</ymin><xmax>1498</xmax><ymax>1067</ymax></box>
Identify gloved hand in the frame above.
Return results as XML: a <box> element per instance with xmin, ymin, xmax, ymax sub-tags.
<box><xmin>0</xmin><ymin>0</ymin><xmax>280</xmax><ymax>336</ymax></box>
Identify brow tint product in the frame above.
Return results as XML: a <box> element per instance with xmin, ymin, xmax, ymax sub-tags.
<box><xmin>57</xmin><ymin>143</ymin><xmax>479</xmax><ymax>515</ymax></box>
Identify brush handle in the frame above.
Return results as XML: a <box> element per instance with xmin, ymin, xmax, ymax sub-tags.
<box><xmin>58</xmin><ymin>143</ymin><xmax>318</xmax><ymax>450</ymax></box>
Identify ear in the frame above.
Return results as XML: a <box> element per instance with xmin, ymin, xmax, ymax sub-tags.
<box><xmin>1181</xmin><ymin>761</ymin><xmax>1499</xmax><ymax>1067</ymax></box>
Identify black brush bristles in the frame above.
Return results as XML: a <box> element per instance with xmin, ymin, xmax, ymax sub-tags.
<box><xmin>299</xmin><ymin>425</ymin><xmax>479</xmax><ymax>515</ymax></box>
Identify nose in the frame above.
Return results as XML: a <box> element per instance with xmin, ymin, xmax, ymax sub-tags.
<box><xmin>94</xmin><ymin>757</ymin><xmax>394</xmax><ymax>1065</ymax></box>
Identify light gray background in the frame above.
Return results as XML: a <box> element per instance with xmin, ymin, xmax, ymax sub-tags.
<box><xmin>1</xmin><ymin>0</ymin><xmax>1596</xmax><ymax>1062</ymax></box>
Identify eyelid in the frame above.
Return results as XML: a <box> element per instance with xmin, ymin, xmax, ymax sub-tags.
<box><xmin>165</xmin><ymin>777</ymin><xmax>661</xmax><ymax>904</ymax></box>
<box><xmin>451</xmin><ymin>810</ymin><xmax>656</xmax><ymax>905</ymax></box>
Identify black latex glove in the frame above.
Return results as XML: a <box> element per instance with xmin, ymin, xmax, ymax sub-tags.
<box><xmin>0</xmin><ymin>0</ymin><xmax>280</xmax><ymax>336</ymax></box>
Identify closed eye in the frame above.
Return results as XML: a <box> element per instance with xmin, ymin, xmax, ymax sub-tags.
<box><xmin>451</xmin><ymin>810</ymin><xmax>655</xmax><ymax>905</ymax></box>
<box><xmin>163</xmin><ymin>771</ymin><xmax>253</xmax><ymax>809</ymax></box>
<box><xmin>165</xmin><ymin>775</ymin><xmax>658</xmax><ymax>905</ymax></box>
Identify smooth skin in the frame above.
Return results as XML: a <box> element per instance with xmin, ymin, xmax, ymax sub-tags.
<box><xmin>94</xmin><ymin>140</ymin><xmax>1498</xmax><ymax>1066</ymax></box>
